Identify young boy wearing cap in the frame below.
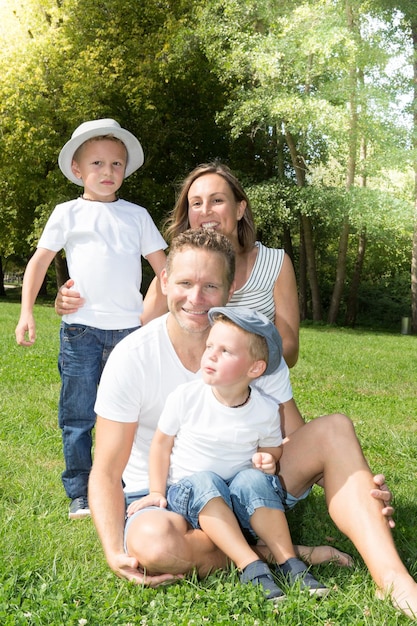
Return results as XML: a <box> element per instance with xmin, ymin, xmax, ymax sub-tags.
<box><xmin>15</xmin><ymin>119</ymin><xmax>167</xmax><ymax>520</ymax></box>
<box><xmin>127</xmin><ymin>307</ymin><xmax>327</xmax><ymax>602</ymax></box>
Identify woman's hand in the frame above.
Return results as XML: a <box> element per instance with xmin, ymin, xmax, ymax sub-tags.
<box><xmin>55</xmin><ymin>279</ymin><xmax>85</xmax><ymax>315</ymax></box>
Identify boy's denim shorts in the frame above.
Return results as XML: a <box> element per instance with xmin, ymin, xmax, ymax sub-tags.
<box><xmin>165</xmin><ymin>469</ymin><xmax>311</xmax><ymax>534</ymax></box>
<box><xmin>123</xmin><ymin>469</ymin><xmax>312</xmax><ymax>552</ymax></box>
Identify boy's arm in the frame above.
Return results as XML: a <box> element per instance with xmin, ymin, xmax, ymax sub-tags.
<box><xmin>149</xmin><ymin>427</ymin><xmax>175</xmax><ymax>495</ymax></box>
<box><xmin>141</xmin><ymin>252</ymin><xmax>168</xmax><ymax>325</ymax></box>
<box><xmin>15</xmin><ymin>247</ymin><xmax>57</xmax><ymax>346</ymax></box>
<box><xmin>126</xmin><ymin>427</ymin><xmax>175</xmax><ymax>516</ymax></box>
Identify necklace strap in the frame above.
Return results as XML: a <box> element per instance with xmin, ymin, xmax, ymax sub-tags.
<box><xmin>230</xmin><ymin>387</ymin><xmax>252</xmax><ymax>409</ymax></box>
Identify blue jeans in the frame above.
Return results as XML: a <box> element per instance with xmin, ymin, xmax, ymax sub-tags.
<box><xmin>58</xmin><ymin>322</ymin><xmax>139</xmax><ymax>499</ymax></box>
<box><xmin>167</xmin><ymin>469</ymin><xmax>311</xmax><ymax>539</ymax></box>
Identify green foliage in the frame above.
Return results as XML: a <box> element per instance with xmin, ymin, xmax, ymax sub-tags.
<box><xmin>0</xmin><ymin>0</ymin><xmax>415</xmax><ymax>324</ymax></box>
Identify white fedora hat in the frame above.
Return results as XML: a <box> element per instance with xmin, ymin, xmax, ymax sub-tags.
<box><xmin>58</xmin><ymin>118</ymin><xmax>144</xmax><ymax>186</ymax></box>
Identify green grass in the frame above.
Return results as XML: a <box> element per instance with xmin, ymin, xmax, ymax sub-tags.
<box><xmin>1</xmin><ymin>297</ymin><xmax>416</xmax><ymax>625</ymax></box>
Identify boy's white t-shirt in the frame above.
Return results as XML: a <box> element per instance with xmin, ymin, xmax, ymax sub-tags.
<box><xmin>37</xmin><ymin>197</ymin><xmax>167</xmax><ymax>329</ymax></box>
<box><xmin>94</xmin><ymin>314</ymin><xmax>293</xmax><ymax>492</ymax></box>
<box><xmin>158</xmin><ymin>380</ymin><xmax>282</xmax><ymax>484</ymax></box>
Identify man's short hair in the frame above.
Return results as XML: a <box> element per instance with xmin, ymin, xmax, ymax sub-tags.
<box><xmin>166</xmin><ymin>229</ymin><xmax>235</xmax><ymax>289</ymax></box>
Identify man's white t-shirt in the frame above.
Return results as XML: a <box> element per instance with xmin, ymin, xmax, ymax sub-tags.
<box><xmin>37</xmin><ymin>197</ymin><xmax>167</xmax><ymax>329</ymax></box>
<box><xmin>158</xmin><ymin>380</ymin><xmax>282</xmax><ymax>484</ymax></box>
<box><xmin>95</xmin><ymin>314</ymin><xmax>293</xmax><ymax>492</ymax></box>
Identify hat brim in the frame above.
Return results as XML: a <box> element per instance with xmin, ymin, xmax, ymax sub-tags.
<box><xmin>58</xmin><ymin>125</ymin><xmax>144</xmax><ymax>186</ymax></box>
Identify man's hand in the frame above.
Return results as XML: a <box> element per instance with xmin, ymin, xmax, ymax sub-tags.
<box><xmin>371</xmin><ymin>473</ymin><xmax>395</xmax><ymax>528</ymax></box>
<box><xmin>110</xmin><ymin>552</ymin><xmax>182</xmax><ymax>587</ymax></box>
<box><xmin>55</xmin><ymin>279</ymin><xmax>85</xmax><ymax>315</ymax></box>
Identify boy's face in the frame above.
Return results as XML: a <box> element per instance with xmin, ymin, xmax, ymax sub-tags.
<box><xmin>71</xmin><ymin>139</ymin><xmax>127</xmax><ymax>202</ymax></box>
<box><xmin>200</xmin><ymin>321</ymin><xmax>265</xmax><ymax>388</ymax></box>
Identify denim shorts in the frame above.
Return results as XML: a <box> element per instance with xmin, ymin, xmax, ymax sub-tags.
<box><xmin>166</xmin><ymin>469</ymin><xmax>311</xmax><ymax>535</ymax></box>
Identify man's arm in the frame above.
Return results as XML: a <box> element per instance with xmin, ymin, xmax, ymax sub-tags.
<box><xmin>88</xmin><ymin>416</ymin><xmax>175</xmax><ymax>585</ymax></box>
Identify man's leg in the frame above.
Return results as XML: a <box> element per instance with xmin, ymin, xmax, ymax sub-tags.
<box><xmin>125</xmin><ymin>508</ymin><xmax>228</xmax><ymax>577</ymax></box>
<box><xmin>279</xmin><ymin>412</ymin><xmax>417</xmax><ymax>618</ymax></box>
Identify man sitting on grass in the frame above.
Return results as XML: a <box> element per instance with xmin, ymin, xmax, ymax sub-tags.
<box><xmin>86</xmin><ymin>229</ymin><xmax>417</xmax><ymax>619</ymax></box>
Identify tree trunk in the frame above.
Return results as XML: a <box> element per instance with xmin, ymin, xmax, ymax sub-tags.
<box><xmin>0</xmin><ymin>257</ymin><xmax>5</xmax><ymax>297</ymax></box>
<box><xmin>284</xmin><ymin>127</ymin><xmax>322</xmax><ymax>320</ymax></box>
<box><xmin>298</xmin><ymin>223</ymin><xmax>308</xmax><ymax>321</ymax></box>
<box><xmin>411</xmin><ymin>24</ymin><xmax>417</xmax><ymax>333</ymax></box>
<box><xmin>345</xmin><ymin>227</ymin><xmax>367</xmax><ymax>326</ymax></box>
<box><xmin>328</xmin><ymin>217</ymin><xmax>350</xmax><ymax>324</ymax></box>
<box><xmin>301</xmin><ymin>214</ymin><xmax>322</xmax><ymax>321</ymax></box>
<box><xmin>328</xmin><ymin>0</ymin><xmax>358</xmax><ymax>324</ymax></box>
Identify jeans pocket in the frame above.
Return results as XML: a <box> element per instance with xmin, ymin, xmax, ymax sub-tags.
<box><xmin>62</xmin><ymin>323</ymin><xmax>89</xmax><ymax>342</ymax></box>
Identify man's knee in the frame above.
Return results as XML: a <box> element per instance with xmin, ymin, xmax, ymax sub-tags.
<box><xmin>126</xmin><ymin>510</ymin><xmax>188</xmax><ymax>572</ymax></box>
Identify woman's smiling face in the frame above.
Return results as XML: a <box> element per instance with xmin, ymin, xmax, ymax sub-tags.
<box><xmin>187</xmin><ymin>173</ymin><xmax>246</xmax><ymax>240</ymax></box>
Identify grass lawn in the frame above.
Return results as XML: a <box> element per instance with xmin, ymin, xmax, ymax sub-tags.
<box><xmin>1</xmin><ymin>296</ymin><xmax>416</xmax><ymax>625</ymax></box>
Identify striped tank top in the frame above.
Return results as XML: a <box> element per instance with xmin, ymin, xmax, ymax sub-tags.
<box><xmin>228</xmin><ymin>242</ymin><xmax>284</xmax><ymax>322</ymax></box>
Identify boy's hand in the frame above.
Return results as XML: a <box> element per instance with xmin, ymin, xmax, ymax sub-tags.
<box><xmin>252</xmin><ymin>452</ymin><xmax>276</xmax><ymax>474</ymax></box>
<box><xmin>126</xmin><ymin>492</ymin><xmax>167</xmax><ymax>517</ymax></box>
<box><xmin>15</xmin><ymin>315</ymin><xmax>36</xmax><ymax>346</ymax></box>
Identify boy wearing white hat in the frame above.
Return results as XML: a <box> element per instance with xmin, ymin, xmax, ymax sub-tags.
<box><xmin>127</xmin><ymin>307</ymin><xmax>327</xmax><ymax>602</ymax></box>
<box><xmin>16</xmin><ymin>119</ymin><xmax>167</xmax><ymax>519</ymax></box>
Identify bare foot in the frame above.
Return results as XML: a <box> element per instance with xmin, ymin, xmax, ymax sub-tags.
<box><xmin>376</xmin><ymin>575</ymin><xmax>417</xmax><ymax>620</ymax></box>
<box><xmin>295</xmin><ymin>545</ymin><xmax>353</xmax><ymax>567</ymax></box>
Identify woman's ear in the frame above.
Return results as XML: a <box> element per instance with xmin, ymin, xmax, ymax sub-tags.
<box><xmin>237</xmin><ymin>200</ymin><xmax>247</xmax><ymax>221</ymax></box>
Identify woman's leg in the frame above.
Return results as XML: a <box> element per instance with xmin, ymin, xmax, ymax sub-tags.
<box><xmin>279</xmin><ymin>412</ymin><xmax>417</xmax><ymax>618</ymax></box>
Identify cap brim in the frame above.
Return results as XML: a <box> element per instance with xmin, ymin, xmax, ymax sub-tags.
<box><xmin>58</xmin><ymin>125</ymin><xmax>144</xmax><ymax>186</ymax></box>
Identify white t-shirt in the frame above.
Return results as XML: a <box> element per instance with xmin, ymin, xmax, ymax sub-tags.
<box><xmin>158</xmin><ymin>380</ymin><xmax>282</xmax><ymax>484</ymax></box>
<box><xmin>38</xmin><ymin>197</ymin><xmax>167</xmax><ymax>329</ymax></box>
<box><xmin>95</xmin><ymin>314</ymin><xmax>293</xmax><ymax>492</ymax></box>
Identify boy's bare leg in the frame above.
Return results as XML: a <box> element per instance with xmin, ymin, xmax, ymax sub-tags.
<box><xmin>279</xmin><ymin>413</ymin><xmax>417</xmax><ymax>619</ymax></box>
<box><xmin>198</xmin><ymin>497</ymin><xmax>263</xmax><ymax>571</ymax></box>
<box><xmin>250</xmin><ymin>508</ymin><xmax>296</xmax><ymax>565</ymax></box>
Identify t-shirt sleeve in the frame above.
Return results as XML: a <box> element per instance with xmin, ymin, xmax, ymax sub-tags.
<box><xmin>94</xmin><ymin>337</ymin><xmax>144</xmax><ymax>423</ymax></box>
<box><xmin>37</xmin><ymin>205</ymin><xmax>66</xmax><ymax>252</ymax></box>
